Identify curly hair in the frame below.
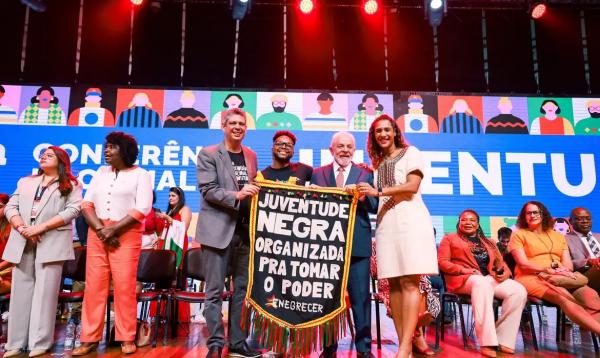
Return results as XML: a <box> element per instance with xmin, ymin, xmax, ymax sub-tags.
<box><xmin>367</xmin><ymin>114</ymin><xmax>407</xmax><ymax>169</ymax></box>
<box><xmin>516</xmin><ymin>200</ymin><xmax>555</xmax><ymax>231</ymax></box>
<box><xmin>105</xmin><ymin>131</ymin><xmax>139</xmax><ymax>167</ymax></box>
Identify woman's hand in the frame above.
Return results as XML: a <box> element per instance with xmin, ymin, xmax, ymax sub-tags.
<box><xmin>493</xmin><ymin>270</ymin><xmax>509</xmax><ymax>283</ymax></box>
<box><xmin>554</xmin><ymin>267</ymin><xmax>577</xmax><ymax>279</ymax></box>
<box><xmin>356</xmin><ymin>182</ymin><xmax>378</xmax><ymax>197</ymax></box>
<box><xmin>460</xmin><ymin>267</ymin><xmax>480</xmax><ymax>275</ymax></box>
<box><xmin>21</xmin><ymin>224</ymin><xmax>47</xmax><ymax>238</ymax></box>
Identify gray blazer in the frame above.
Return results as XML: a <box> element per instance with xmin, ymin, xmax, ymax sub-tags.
<box><xmin>565</xmin><ymin>231</ymin><xmax>600</xmax><ymax>271</ymax></box>
<box><xmin>195</xmin><ymin>141</ymin><xmax>257</xmax><ymax>250</ymax></box>
<box><xmin>3</xmin><ymin>175</ymin><xmax>82</xmax><ymax>264</ymax></box>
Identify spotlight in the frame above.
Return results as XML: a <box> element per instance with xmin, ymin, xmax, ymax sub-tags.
<box><xmin>530</xmin><ymin>2</ymin><xmax>547</xmax><ymax>19</ymax></box>
<box><xmin>20</xmin><ymin>0</ymin><xmax>46</xmax><ymax>12</ymax></box>
<box><xmin>430</xmin><ymin>0</ymin><xmax>442</xmax><ymax>10</ymax></box>
<box><xmin>130</xmin><ymin>0</ymin><xmax>144</xmax><ymax>5</ymax></box>
<box><xmin>363</xmin><ymin>0</ymin><xmax>378</xmax><ymax>15</ymax></box>
<box><xmin>425</xmin><ymin>0</ymin><xmax>445</xmax><ymax>27</ymax></box>
<box><xmin>299</xmin><ymin>0</ymin><xmax>313</xmax><ymax>14</ymax></box>
<box><xmin>231</xmin><ymin>0</ymin><xmax>251</xmax><ymax>20</ymax></box>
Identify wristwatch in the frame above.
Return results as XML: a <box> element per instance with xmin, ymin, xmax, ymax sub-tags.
<box><xmin>377</xmin><ymin>187</ymin><xmax>383</xmax><ymax>197</ymax></box>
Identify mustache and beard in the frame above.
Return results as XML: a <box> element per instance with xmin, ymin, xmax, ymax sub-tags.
<box><xmin>273</xmin><ymin>104</ymin><xmax>287</xmax><ymax>113</ymax></box>
<box><xmin>588</xmin><ymin>110</ymin><xmax>600</xmax><ymax>119</ymax></box>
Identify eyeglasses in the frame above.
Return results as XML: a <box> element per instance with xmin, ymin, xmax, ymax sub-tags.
<box><xmin>573</xmin><ymin>216</ymin><xmax>591</xmax><ymax>222</ymax></box>
<box><xmin>274</xmin><ymin>142</ymin><xmax>294</xmax><ymax>149</ymax></box>
<box><xmin>526</xmin><ymin>210</ymin><xmax>541</xmax><ymax>217</ymax></box>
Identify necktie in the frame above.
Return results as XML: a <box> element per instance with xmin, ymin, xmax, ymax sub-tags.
<box><xmin>336</xmin><ymin>166</ymin><xmax>345</xmax><ymax>188</ymax></box>
<box><xmin>585</xmin><ymin>233</ymin><xmax>600</xmax><ymax>257</ymax></box>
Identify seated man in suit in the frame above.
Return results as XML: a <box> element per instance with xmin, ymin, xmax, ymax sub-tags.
<box><xmin>566</xmin><ymin>207</ymin><xmax>600</xmax><ymax>294</ymax></box>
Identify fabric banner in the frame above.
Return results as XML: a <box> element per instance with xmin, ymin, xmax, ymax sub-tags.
<box><xmin>161</xmin><ymin>219</ymin><xmax>186</xmax><ymax>267</ymax></box>
<box><xmin>242</xmin><ymin>180</ymin><xmax>358</xmax><ymax>355</ymax></box>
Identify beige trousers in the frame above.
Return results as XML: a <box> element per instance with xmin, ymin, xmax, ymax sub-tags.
<box><xmin>456</xmin><ymin>275</ymin><xmax>527</xmax><ymax>349</ymax></box>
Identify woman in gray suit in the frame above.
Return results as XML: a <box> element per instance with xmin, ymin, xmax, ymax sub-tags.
<box><xmin>2</xmin><ymin>145</ymin><xmax>82</xmax><ymax>358</ymax></box>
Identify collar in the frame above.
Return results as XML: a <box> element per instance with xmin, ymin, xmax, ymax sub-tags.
<box><xmin>332</xmin><ymin>161</ymin><xmax>351</xmax><ymax>174</ymax></box>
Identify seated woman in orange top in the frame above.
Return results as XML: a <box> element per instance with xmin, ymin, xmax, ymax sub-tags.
<box><xmin>509</xmin><ymin>200</ymin><xmax>600</xmax><ymax>335</ymax></box>
<box><xmin>438</xmin><ymin>209</ymin><xmax>527</xmax><ymax>357</ymax></box>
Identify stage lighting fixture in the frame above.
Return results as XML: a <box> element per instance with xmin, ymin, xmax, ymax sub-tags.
<box><xmin>530</xmin><ymin>2</ymin><xmax>547</xmax><ymax>19</ymax></box>
<box><xmin>130</xmin><ymin>0</ymin><xmax>144</xmax><ymax>5</ymax></box>
<box><xmin>231</xmin><ymin>0</ymin><xmax>251</xmax><ymax>20</ymax></box>
<box><xmin>20</xmin><ymin>0</ymin><xmax>46</xmax><ymax>12</ymax></box>
<box><xmin>299</xmin><ymin>0</ymin><xmax>314</xmax><ymax>14</ymax></box>
<box><xmin>364</xmin><ymin>0</ymin><xmax>378</xmax><ymax>15</ymax></box>
<box><xmin>425</xmin><ymin>0</ymin><xmax>445</xmax><ymax>27</ymax></box>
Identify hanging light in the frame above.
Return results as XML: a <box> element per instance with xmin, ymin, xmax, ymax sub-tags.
<box><xmin>299</xmin><ymin>0</ymin><xmax>314</xmax><ymax>14</ymax></box>
<box><xmin>363</xmin><ymin>0</ymin><xmax>378</xmax><ymax>15</ymax></box>
<box><xmin>530</xmin><ymin>2</ymin><xmax>547</xmax><ymax>19</ymax></box>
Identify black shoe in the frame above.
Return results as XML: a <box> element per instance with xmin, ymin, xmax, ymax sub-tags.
<box><xmin>206</xmin><ymin>346</ymin><xmax>223</xmax><ymax>358</ymax></box>
<box><xmin>319</xmin><ymin>348</ymin><xmax>337</xmax><ymax>358</ymax></box>
<box><xmin>356</xmin><ymin>353</ymin><xmax>375</xmax><ymax>358</ymax></box>
<box><xmin>228</xmin><ymin>343</ymin><xmax>261</xmax><ymax>358</ymax></box>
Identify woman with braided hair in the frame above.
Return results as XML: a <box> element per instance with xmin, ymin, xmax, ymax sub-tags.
<box><xmin>438</xmin><ymin>209</ymin><xmax>527</xmax><ymax>357</ymax></box>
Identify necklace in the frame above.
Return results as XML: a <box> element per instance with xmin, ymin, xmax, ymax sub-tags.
<box><xmin>533</xmin><ymin>231</ymin><xmax>559</xmax><ymax>269</ymax></box>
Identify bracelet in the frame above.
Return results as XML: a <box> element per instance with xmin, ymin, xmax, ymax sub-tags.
<box><xmin>377</xmin><ymin>187</ymin><xmax>383</xmax><ymax>197</ymax></box>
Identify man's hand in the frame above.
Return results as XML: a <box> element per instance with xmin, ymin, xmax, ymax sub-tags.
<box><xmin>235</xmin><ymin>184</ymin><xmax>260</xmax><ymax>200</ymax></box>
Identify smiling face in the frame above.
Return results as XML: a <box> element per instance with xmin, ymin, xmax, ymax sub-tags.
<box><xmin>458</xmin><ymin>211</ymin><xmax>479</xmax><ymax>236</ymax></box>
<box><xmin>330</xmin><ymin>133</ymin><xmax>355</xmax><ymax>168</ymax></box>
<box><xmin>272</xmin><ymin>135</ymin><xmax>294</xmax><ymax>163</ymax></box>
<box><xmin>373</xmin><ymin>119</ymin><xmax>396</xmax><ymax>152</ymax></box>
<box><xmin>525</xmin><ymin>203</ymin><xmax>543</xmax><ymax>229</ymax></box>
<box><xmin>37</xmin><ymin>90</ymin><xmax>53</xmax><ymax>108</ymax></box>
<box><xmin>572</xmin><ymin>208</ymin><xmax>592</xmax><ymax>235</ymax></box>
<box><xmin>223</xmin><ymin>113</ymin><xmax>247</xmax><ymax>143</ymax></box>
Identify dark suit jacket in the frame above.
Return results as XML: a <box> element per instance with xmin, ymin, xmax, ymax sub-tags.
<box><xmin>311</xmin><ymin>163</ymin><xmax>377</xmax><ymax>258</ymax></box>
<box><xmin>438</xmin><ymin>232</ymin><xmax>510</xmax><ymax>292</ymax></box>
<box><xmin>566</xmin><ymin>231</ymin><xmax>600</xmax><ymax>271</ymax></box>
<box><xmin>195</xmin><ymin>141</ymin><xmax>257</xmax><ymax>249</ymax></box>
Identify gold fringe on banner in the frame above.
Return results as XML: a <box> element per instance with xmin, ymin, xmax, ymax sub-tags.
<box><xmin>241</xmin><ymin>301</ymin><xmax>349</xmax><ymax>357</ymax></box>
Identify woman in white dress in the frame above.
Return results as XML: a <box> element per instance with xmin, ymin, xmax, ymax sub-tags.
<box><xmin>357</xmin><ymin>114</ymin><xmax>438</xmax><ymax>358</ymax></box>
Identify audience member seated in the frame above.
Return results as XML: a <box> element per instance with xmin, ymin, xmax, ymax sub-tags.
<box><xmin>565</xmin><ymin>207</ymin><xmax>600</xmax><ymax>294</ymax></box>
<box><xmin>497</xmin><ymin>227</ymin><xmax>516</xmax><ymax>274</ymax></box>
<box><xmin>439</xmin><ymin>209</ymin><xmax>527</xmax><ymax>357</ymax></box>
<box><xmin>509</xmin><ymin>201</ymin><xmax>600</xmax><ymax>336</ymax></box>
<box><xmin>0</xmin><ymin>194</ymin><xmax>13</xmax><ymax>295</ymax></box>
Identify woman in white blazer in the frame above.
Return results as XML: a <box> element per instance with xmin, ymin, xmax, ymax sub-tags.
<box><xmin>2</xmin><ymin>145</ymin><xmax>82</xmax><ymax>358</ymax></box>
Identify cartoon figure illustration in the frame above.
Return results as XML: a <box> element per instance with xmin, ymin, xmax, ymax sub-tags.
<box><xmin>256</xmin><ymin>94</ymin><xmax>302</xmax><ymax>130</ymax></box>
<box><xmin>303</xmin><ymin>92</ymin><xmax>347</xmax><ymax>131</ymax></box>
<box><xmin>164</xmin><ymin>91</ymin><xmax>208</xmax><ymax>128</ymax></box>
<box><xmin>19</xmin><ymin>86</ymin><xmax>66</xmax><ymax>125</ymax></box>
<box><xmin>396</xmin><ymin>94</ymin><xmax>438</xmax><ymax>133</ymax></box>
<box><xmin>349</xmin><ymin>93</ymin><xmax>384</xmax><ymax>131</ymax></box>
<box><xmin>0</xmin><ymin>85</ymin><xmax>18</xmax><ymax>124</ymax></box>
<box><xmin>553</xmin><ymin>217</ymin><xmax>572</xmax><ymax>235</ymax></box>
<box><xmin>67</xmin><ymin>87</ymin><xmax>115</xmax><ymax>127</ymax></box>
<box><xmin>209</xmin><ymin>93</ymin><xmax>255</xmax><ymax>129</ymax></box>
<box><xmin>439</xmin><ymin>99</ymin><xmax>482</xmax><ymax>134</ymax></box>
<box><xmin>485</xmin><ymin>97</ymin><xmax>528</xmax><ymax>134</ymax></box>
<box><xmin>574</xmin><ymin>99</ymin><xmax>600</xmax><ymax>135</ymax></box>
<box><xmin>116</xmin><ymin>92</ymin><xmax>161</xmax><ymax>128</ymax></box>
<box><xmin>529</xmin><ymin>99</ymin><xmax>574</xmax><ymax>135</ymax></box>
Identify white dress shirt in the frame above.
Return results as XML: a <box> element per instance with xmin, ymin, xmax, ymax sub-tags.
<box><xmin>332</xmin><ymin>161</ymin><xmax>351</xmax><ymax>186</ymax></box>
<box><xmin>83</xmin><ymin>165</ymin><xmax>152</xmax><ymax>222</ymax></box>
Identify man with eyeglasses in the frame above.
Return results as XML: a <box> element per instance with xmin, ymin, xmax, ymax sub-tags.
<box><xmin>260</xmin><ymin>130</ymin><xmax>312</xmax><ymax>185</ymax></box>
<box><xmin>565</xmin><ymin>207</ymin><xmax>600</xmax><ymax>293</ymax></box>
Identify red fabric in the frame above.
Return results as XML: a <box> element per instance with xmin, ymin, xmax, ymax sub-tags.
<box><xmin>539</xmin><ymin>116</ymin><xmax>568</xmax><ymax>134</ymax></box>
<box><xmin>151</xmin><ymin>212</ymin><xmax>190</xmax><ymax>323</ymax></box>
<box><xmin>0</xmin><ymin>224</ymin><xmax>10</xmax><ymax>256</ymax></box>
<box><xmin>438</xmin><ymin>232</ymin><xmax>510</xmax><ymax>292</ymax></box>
<box><xmin>143</xmin><ymin>210</ymin><xmax>165</xmax><ymax>236</ymax></box>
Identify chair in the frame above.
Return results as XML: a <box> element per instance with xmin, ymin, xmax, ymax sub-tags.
<box><xmin>166</xmin><ymin>247</ymin><xmax>233</xmax><ymax>342</ymax></box>
<box><xmin>104</xmin><ymin>249</ymin><xmax>176</xmax><ymax>347</ymax></box>
<box><xmin>438</xmin><ymin>272</ymin><xmax>537</xmax><ymax>351</ymax></box>
<box><xmin>58</xmin><ymin>246</ymin><xmax>87</xmax><ymax>305</ymax></box>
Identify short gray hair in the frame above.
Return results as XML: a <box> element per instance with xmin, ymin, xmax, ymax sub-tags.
<box><xmin>330</xmin><ymin>131</ymin><xmax>356</xmax><ymax>148</ymax></box>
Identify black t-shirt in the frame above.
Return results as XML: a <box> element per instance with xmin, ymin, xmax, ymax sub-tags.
<box><xmin>228</xmin><ymin>151</ymin><xmax>250</xmax><ymax>224</ymax></box>
<box><xmin>261</xmin><ymin>162</ymin><xmax>313</xmax><ymax>185</ymax></box>
<box><xmin>467</xmin><ymin>236</ymin><xmax>490</xmax><ymax>276</ymax></box>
